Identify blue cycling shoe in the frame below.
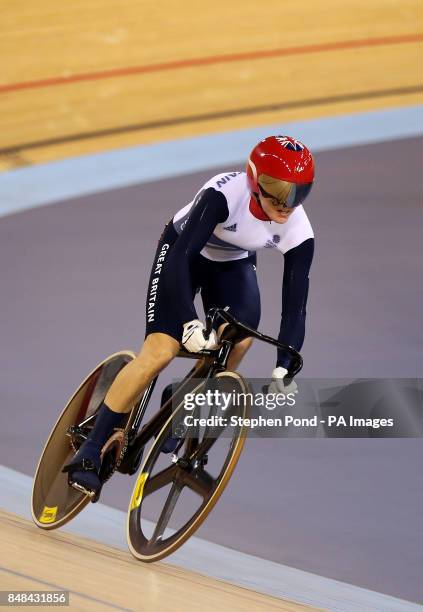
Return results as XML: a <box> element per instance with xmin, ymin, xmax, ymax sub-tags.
<box><xmin>160</xmin><ymin>435</ymin><xmax>180</xmax><ymax>454</ymax></box>
<box><xmin>62</xmin><ymin>440</ymin><xmax>102</xmax><ymax>496</ymax></box>
<box><xmin>63</xmin><ymin>402</ymin><xmax>126</xmax><ymax>498</ymax></box>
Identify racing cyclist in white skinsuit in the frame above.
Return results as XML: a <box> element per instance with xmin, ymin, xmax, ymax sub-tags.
<box><xmin>63</xmin><ymin>135</ymin><xmax>315</xmax><ymax>496</ymax></box>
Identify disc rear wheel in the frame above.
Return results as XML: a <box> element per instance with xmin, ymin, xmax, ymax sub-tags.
<box><xmin>31</xmin><ymin>351</ymin><xmax>135</xmax><ymax>529</ymax></box>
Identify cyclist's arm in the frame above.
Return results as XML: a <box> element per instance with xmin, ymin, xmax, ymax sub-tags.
<box><xmin>163</xmin><ymin>188</ymin><xmax>229</xmax><ymax>322</ymax></box>
<box><xmin>277</xmin><ymin>237</ymin><xmax>314</xmax><ymax>370</ymax></box>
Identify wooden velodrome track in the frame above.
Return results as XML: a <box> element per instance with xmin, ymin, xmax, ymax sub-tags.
<box><xmin>0</xmin><ymin>510</ymin><xmax>317</xmax><ymax>611</ymax></box>
<box><xmin>0</xmin><ymin>2</ymin><xmax>422</xmax><ymax>609</ymax></box>
<box><xmin>0</xmin><ymin>0</ymin><xmax>422</xmax><ymax>170</ymax></box>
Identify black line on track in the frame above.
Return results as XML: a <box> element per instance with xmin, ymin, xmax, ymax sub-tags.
<box><xmin>0</xmin><ymin>566</ymin><xmax>133</xmax><ymax>611</ymax></box>
<box><xmin>2</xmin><ymin>84</ymin><xmax>423</xmax><ymax>155</ymax></box>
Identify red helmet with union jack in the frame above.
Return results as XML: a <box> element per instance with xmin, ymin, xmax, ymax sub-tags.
<box><xmin>246</xmin><ymin>135</ymin><xmax>315</xmax><ymax>209</ymax></box>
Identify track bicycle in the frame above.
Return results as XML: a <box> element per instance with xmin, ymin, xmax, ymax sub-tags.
<box><xmin>31</xmin><ymin>307</ymin><xmax>302</xmax><ymax>561</ymax></box>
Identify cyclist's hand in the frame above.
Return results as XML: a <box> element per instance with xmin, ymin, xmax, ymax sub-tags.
<box><xmin>268</xmin><ymin>367</ymin><xmax>298</xmax><ymax>395</ymax></box>
<box><xmin>182</xmin><ymin>319</ymin><xmax>217</xmax><ymax>352</ymax></box>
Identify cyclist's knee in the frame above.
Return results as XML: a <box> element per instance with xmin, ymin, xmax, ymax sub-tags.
<box><xmin>225</xmin><ymin>335</ymin><xmax>253</xmax><ymax>371</ymax></box>
<box><xmin>239</xmin><ymin>336</ymin><xmax>254</xmax><ymax>350</ymax></box>
<box><xmin>151</xmin><ymin>347</ymin><xmax>175</xmax><ymax>369</ymax></box>
<box><xmin>233</xmin><ymin>336</ymin><xmax>253</xmax><ymax>357</ymax></box>
<box><xmin>136</xmin><ymin>333</ymin><xmax>179</xmax><ymax>374</ymax></box>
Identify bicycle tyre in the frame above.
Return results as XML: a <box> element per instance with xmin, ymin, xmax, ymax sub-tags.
<box><xmin>127</xmin><ymin>370</ymin><xmax>250</xmax><ymax>562</ymax></box>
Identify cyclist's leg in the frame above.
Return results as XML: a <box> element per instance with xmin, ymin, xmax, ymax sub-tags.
<box><xmin>64</xmin><ymin>333</ymin><xmax>180</xmax><ymax>490</ymax></box>
<box><xmin>107</xmin><ymin>219</ymin><xmax>185</xmax><ymax>412</ymax></box>
<box><xmin>223</xmin><ymin>333</ymin><xmax>254</xmax><ymax>370</ymax></box>
<box><xmin>201</xmin><ymin>253</ymin><xmax>260</xmax><ymax>370</ymax></box>
<box><xmin>65</xmin><ymin>221</ymin><xmax>184</xmax><ymax>490</ymax></box>
<box><xmin>104</xmin><ymin>332</ymin><xmax>180</xmax><ymax>412</ymax></box>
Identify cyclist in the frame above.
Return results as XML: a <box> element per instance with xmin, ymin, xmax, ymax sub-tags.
<box><xmin>64</xmin><ymin>135</ymin><xmax>315</xmax><ymax>495</ymax></box>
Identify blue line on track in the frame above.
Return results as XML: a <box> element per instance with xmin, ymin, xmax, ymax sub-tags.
<box><xmin>0</xmin><ymin>105</ymin><xmax>422</xmax><ymax>219</ymax></box>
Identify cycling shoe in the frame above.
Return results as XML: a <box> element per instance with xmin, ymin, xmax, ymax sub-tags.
<box><xmin>62</xmin><ymin>440</ymin><xmax>102</xmax><ymax>496</ymax></box>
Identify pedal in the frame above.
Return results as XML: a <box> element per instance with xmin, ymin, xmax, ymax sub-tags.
<box><xmin>66</xmin><ymin>425</ymin><xmax>91</xmax><ymax>453</ymax></box>
<box><xmin>69</xmin><ymin>480</ymin><xmax>96</xmax><ymax>499</ymax></box>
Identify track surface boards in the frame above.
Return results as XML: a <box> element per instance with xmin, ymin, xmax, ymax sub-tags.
<box><xmin>0</xmin><ymin>510</ymin><xmax>318</xmax><ymax>612</ymax></box>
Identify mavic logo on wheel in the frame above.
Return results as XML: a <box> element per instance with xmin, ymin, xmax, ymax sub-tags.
<box><xmin>39</xmin><ymin>505</ymin><xmax>58</xmax><ymax>524</ymax></box>
<box><xmin>223</xmin><ymin>223</ymin><xmax>237</xmax><ymax>232</ymax></box>
<box><xmin>130</xmin><ymin>472</ymin><xmax>149</xmax><ymax>510</ymax></box>
<box><xmin>275</xmin><ymin>136</ymin><xmax>304</xmax><ymax>151</ymax></box>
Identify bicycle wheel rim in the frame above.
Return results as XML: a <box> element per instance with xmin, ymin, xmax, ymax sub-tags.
<box><xmin>127</xmin><ymin>371</ymin><xmax>250</xmax><ymax>562</ymax></box>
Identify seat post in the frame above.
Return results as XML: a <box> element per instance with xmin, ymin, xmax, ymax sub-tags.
<box><xmin>212</xmin><ymin>340</ymin><xmax>233</xmax><ymax>372</ymax></box>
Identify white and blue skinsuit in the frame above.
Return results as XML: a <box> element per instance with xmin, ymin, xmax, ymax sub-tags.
<box><xmin>145</xmin><ymin>171</ymin><xmax>314</xmax><ymax>369</ymax></box>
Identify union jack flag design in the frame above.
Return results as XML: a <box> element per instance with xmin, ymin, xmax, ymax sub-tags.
<box><xmin>275</xmin><ymin>136</ymin><xmax>304</xmax><ymax>152</ymax></box>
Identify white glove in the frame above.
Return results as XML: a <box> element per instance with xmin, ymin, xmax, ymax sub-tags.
<box><xmin>182</xmin><ymin>319</ymin><xmax>218</xmax><ymax>353</ymax></box>
<box><xmin>268</xmin><ymin>367</ymin><xmax>298</xmax><ymax>395</ymax></box>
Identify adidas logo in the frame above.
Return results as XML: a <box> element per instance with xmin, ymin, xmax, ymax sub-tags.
<box><xmin>264</xmin><ymin>239</ymin><xmax>277</xmax><ymax>248</ymax></box>
<box><xmin>223</xmin><ymin>223</ymin><xmax>237</xmax><ymax>232</ymax></box>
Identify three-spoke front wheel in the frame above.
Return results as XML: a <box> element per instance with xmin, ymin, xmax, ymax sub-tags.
<box><xmin>127</xmin><ymin>371</ymin><xmax>250</xmax><ymax>562</ymax></box>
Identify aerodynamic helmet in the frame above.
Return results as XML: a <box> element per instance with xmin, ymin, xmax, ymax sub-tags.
<box><xmin>246</xmin><ymin>135</ymin><xmax>314</xmax><ymax>209</ymax></box>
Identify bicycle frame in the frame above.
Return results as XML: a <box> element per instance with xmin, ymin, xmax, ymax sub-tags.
<box><xmin>118</xmin><ymin>307</ymin><xmax>303</xmax><ymax>473</ymax></box>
